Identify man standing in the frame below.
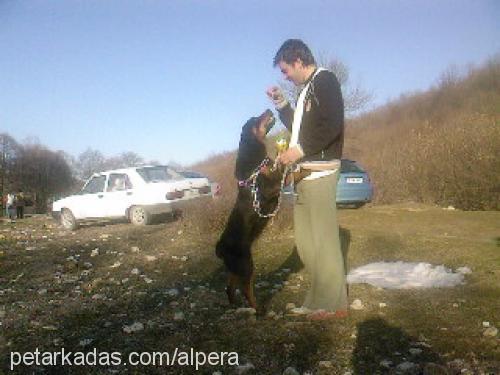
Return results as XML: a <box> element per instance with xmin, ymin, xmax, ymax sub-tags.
<box><xmin>267</xmin><ymin>39</ymin><xmax>347</xmax><ymax>319</ymax></box>
<box><xmin>16</xmin><ymin>191</ymin><xmax>25</xmax><ymax>219</ymax></box>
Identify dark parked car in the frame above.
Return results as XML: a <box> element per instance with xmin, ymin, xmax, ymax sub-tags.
<box><xmin>282</xmin><ymin>159</ymin><xmax>373</xmax><ymax>208</ymax></box>
<box><xmin>336</xmin><ymin>159</ymin><xmax>373</xmax><ymax>208</ymax></box>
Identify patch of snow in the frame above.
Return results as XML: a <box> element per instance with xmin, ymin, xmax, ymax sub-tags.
<box><xmin>347</xmin><ymin>261</ymin><xmax>466</xmax><ymax>289</ymax></box>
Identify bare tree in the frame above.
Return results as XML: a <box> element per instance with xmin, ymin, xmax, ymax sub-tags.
<box><xmin>0</xmin><ymin>133</ymin><xmax>20</xmax><ymax>197</ymax></box>
<box><xmin>75</xmin><ymin>148</ymin><xmax>106</xmax><ymax>181</ymax></box>
<box><xmin>103</xmin><ymin>151</ymin><xmax>145</xmax><ymax>170</ymax></box>
<box><xmin>15</xmin><ymin>143</ymin><xmax>74</xmax><ymax>212</ymax></box>
<box><xmin>279</xmin><ymin>55</ymin><xmax>372</xmax><ymax>116</ymax></box>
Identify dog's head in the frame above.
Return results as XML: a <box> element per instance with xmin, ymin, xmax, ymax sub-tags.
<box><xmin>235</xmin><ymin>109</ymin><xmax>276</xmax><ymax>181</ymax></box>
<box><xmin>239</xmin><ymin>109</ymin><xmax>275</xmax><ymax>145</ymax></box>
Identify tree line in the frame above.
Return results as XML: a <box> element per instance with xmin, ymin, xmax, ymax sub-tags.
<box><xmin>0</xmin><ymin>133</ymin><xmax>151</xmax><ymax>213</ymax></box>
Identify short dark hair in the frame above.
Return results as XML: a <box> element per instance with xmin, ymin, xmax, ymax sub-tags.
<box><xmin>273</xmin><ymin>39</ymin><xmax>316</xmax><ymax>67</ymax></box>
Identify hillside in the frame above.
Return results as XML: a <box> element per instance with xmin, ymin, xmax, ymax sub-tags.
<box><xmin>345</xmin><ymin>57</ymin><xmax>500</xmax><ymax>210</ymax></box>
<box><xmin>192</xmin><ymin>57</ymin><xmax>500</xmax><ymax>212</ymax></box>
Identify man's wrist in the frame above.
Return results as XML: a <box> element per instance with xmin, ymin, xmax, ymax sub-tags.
<box><xmin>275</xmin><ymin>98</ymin><xmax>288</xmax><ymax>110</ymax></box>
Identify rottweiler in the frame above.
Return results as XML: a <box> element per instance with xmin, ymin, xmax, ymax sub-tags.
<box><xmin>215</xmin><ymin>109</ymin><xmax>283</xmax><ymax>309</ymax></box>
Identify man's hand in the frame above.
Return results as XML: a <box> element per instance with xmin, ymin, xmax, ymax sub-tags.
<box><xmin>277</xmin><ymin>145</ymin><xmax>304</xmax><ymax>165</ymax></box>
<box><xmin>266</xmin><ymin>86</ymin><xmax>288</xmax><ymax>110</ymax></box>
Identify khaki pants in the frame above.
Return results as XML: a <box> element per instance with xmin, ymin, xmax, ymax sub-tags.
<box><xmin>294</xmin><ymin>170</ymin><xmax>348</xmax><ymax>311</ymax></box>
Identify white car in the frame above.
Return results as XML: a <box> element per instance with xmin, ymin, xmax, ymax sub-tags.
<box><xmin>52</xmin><ymin>165</ymin><xmax>213</xmax><ymax>230</ymax></box>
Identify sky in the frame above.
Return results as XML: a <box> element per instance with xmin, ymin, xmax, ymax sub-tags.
<box><xmin>1</xmin><ymin>0</ymin><xmax>499</xmax><ymax>166</ymax></box>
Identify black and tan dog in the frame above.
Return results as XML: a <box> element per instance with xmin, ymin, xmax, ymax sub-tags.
<box><xmin>215</xmin><ymin>109</ymin><xmax>283</xmax><ymax>309</ymax></box>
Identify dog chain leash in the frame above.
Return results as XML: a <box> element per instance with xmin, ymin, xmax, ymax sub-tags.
<box><xmin>248</xmin><ymin>157</ymin><xmax>290</xmax><ymax>218</ymax></box>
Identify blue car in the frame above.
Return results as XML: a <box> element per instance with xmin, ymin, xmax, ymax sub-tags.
<box><xmin>336</xmin><ymin>159</ymin><xmax>373</xmax><ymax>208</ymax></box>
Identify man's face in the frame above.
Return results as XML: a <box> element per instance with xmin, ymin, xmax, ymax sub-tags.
<box><xmin>278</xmin><ymin>59</ymin><xmax>305</xmax><ymax>86</ymax></box>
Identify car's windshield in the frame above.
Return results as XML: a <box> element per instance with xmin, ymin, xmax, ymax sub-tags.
<box><xmin>341</xmin><ymin>160</ymin><xmax>365</xmax><ymax>173</ymax></box>
<box><xmin>179</xmin><ymin>171</ymin><xmax>206</xmax><ymax>178</ymax></box>
<box><xmin>136</xmin><ymin>166</ymin><xmax>181</xmax><ymax>183</ymax></box>
<box><xmin>81</xmin><ymin>175</ymin><xmax>106</xmax><ymax>194</ymax></box>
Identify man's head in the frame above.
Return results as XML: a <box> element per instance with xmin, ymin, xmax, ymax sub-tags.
<box><xmin>273</xmin><ymin>39</ymin><xmax>316</xmax><ymax>86</ymax></box>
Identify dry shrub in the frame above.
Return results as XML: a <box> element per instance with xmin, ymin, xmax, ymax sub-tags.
<box><xmin>345</xmin><ymin>56</ymin><xmax>500</xmax><ymax>210</ymax></box>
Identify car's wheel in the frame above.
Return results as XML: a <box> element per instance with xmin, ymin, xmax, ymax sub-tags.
<box><xmin>60</xmin><ymin>208</ymin><xmax>78</xmax><ymax>230</ymax></box>
<box><xmin>129</xmin><ymin>206</ymin><xmax>152</xmax><ymax>226</ymax></box>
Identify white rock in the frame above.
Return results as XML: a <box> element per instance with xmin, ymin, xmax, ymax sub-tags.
<box><xmin>123</xmin><ymin>322</ymin><xmax>144</xmax><ymax>333</ymax></box>
<box><xmin>165</xmin><ymin>289</ymin><xmax>180</xmax><ymax>297</ymax></box>
<box><xmin>235</xmin><ymin>362</ymin><xmax>255</xmax><ymax>374</ymax></box>
<box><xmin>396</xmin><ymin>361</ymin><xmax>418</xmax><ymax>372</ymax></box>
<box><xmin>409</xmin><ymin>348</ymin><xmax>422</xmax><ymax>355</ymax></box>
<box><xmin>235</xmin><ymin>308</ymin><xmax>256</xmax><ymax>316</ymax></box>
<box><xmin>177</xmin><ymin>230</ymin><xmax>183</xmax><ymax>235</ymax></box>
<box><xmin>350</xmin><ymin>299</ymin><xmax>364</xmax><ymax>310</ymax></box>
<box><xmin>131</xmin><ymin>246</ymin><xmax>140</xmax><ymax>253</ymax></box>
<box><xmin>285</xmin><ymin>303</ymin><xmax>296</xmax><ymax>311</ymax></box>
<box><xmin>91</xmin><ymin>248</ymin><xmax>100</xmax><ymax>257</ymax></box>
<box><xmin>255</xmin><ymin>281</ymin><xmax>270</xmax><ymax>288</ymax></box>
<box><xmin>266</xmin><ymin>311</ymin><xmax>276</xmax><ymax>319</ymax></box>
<box><xmin>483</xmin><ymin>327</ymin><xmax>498</xmax><ymax>337</ymax></box>
<box><xmin>145</xmin><ymin>255</ymin><xmax>157</xmax><ymax>262</ymax></box>
<box><xmin>173</xmin><ymin>312</ymin><xmax>185</xmax><ymax>321</ymax></box>
<box><xmin>131</xmin><ymin>268</ymin><xmax>140</xmax><ymax>275</ymax></box>
<box><xmin>380</xmin><ymin>359</ymin><xmax>393</xmax><ymax>368</ymax></box>
<box><xmin>79</xmin><ymin>338</ymin><xmax>93</xmax><ymax>347</ymax></box>
<box><xmin>379</xmin><ymin>302</ymin><xmax>387</xmax><ymax>308</ymax></box>
<box><xmin>282</xmin><ymin>367</ymin><xmax>300</xmax><ymax>375</ymax></box>
<box><xmin>290</xmin><ymin>307</ymin><xmax>312</xmax><ymax>315</ymax></box>
<box><xmin>38</xmin><ymin>289</ymin><xmax>48</xmax><ymax>295</ymax></box>
<box><xmin>110</xmin><ymin>261</ymin><xmax>121</xmax><ymax>268</ymax></box>
<box><xmin>482</xmin><ymin>321</ymin><xmax>490</xmax><ymax>327</ymax></box>
<box><xmin>318</xmin><ymin>360</ymin><xmax>333</xmax><ymax>368</ymax></box>
<box><xmin>456</xmin><ymin>266</ymin><xmax>471</xmax><ymax>274</ymax></box>
<box><xmin>144</xmin><ymin>278</ymin><xmax>153</xmax><ymax>284</ymax></box>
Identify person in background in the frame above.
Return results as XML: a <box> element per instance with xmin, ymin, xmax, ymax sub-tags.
<box><xmin>267</xmin><ymin>39</ymin><xmax>347</xmax><ymax>319</ymax></box>
<box><xmin>6</xmin><ymin>192</ymin><xmax>16</xmax><ymax>220</ymax></box>
<box><xmin>16</xmin><ymin>191</ymin><xmax>25</xmax><ymax>219</ymax></box>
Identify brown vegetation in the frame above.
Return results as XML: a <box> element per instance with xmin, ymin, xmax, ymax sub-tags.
<box><xmin>190</xmin><ymin>57</ymin><xmax>499</xmax><ymax>216</ymax></box>
<box><xmin>343</xmin><ymin>57</ymin><xmax>500</xmax><ymax>210</ymax></box>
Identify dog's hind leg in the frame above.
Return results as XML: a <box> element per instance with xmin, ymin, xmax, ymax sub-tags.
<box><xmin>242</xmin><ymin>272</ymin><xmax>257</xmax><ymax>309</ymax></box>
<box><xmin>226</xmin><ymin>273</ymin><xmax>239</xmax><ymax>305</ymax></box>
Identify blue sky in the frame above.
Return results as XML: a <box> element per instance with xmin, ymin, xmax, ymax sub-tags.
<box><xmin>1</xmin><ymin>0</ymin><xmax>499</xmax><ymax>166</ymax></box>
